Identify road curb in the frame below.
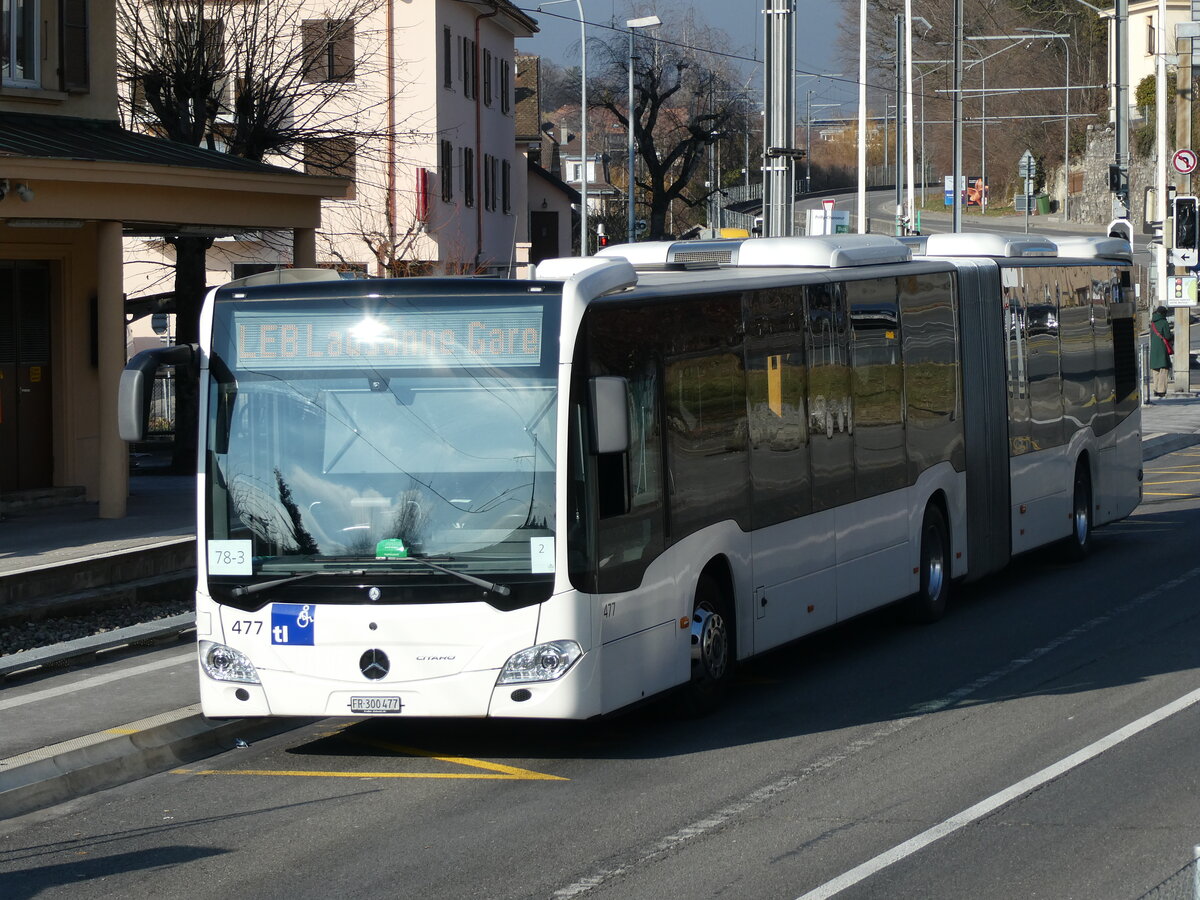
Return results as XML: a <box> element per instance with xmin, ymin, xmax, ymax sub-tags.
<box><xmin>0</xmin><ymin>706</ymin><xmax>312</xmax><ymax>820</ymax></box>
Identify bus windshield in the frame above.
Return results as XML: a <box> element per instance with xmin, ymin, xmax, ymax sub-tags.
<box><xmin>204</xmin><ymin>290</ymin><xmax>559</xmax><ymax>583</ymax></box>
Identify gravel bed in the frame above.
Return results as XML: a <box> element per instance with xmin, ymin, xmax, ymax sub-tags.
<box><xmin>0</xmin><ymin>598</ymin><xmax>194</xmax><ymax>658</ymax></box>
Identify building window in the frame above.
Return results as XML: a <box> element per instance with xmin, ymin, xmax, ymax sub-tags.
<box><xmin>489</xmin><ymin>155</ymin><xmax>499</xmax><ymax>210</ymax></box>
<box><xmin>1147</xmin><ymin>16</ymin><xmax>1155</xmax><ymax>55</ymax></box>
<box><xmin>483</xmin><ymin>153</ymin><xmax>496</xmax><ymax>210</ymax></box>
<box><xmin>443</xmin><ymin>26</ymin><xmax>452</xmax><ymax>89</ymax></box>
<box><xmin>2</xmin><ymin>0</ymin><xmax>39</xmax><ymax>86</ymax></box>
<box><xmin>500</xmin><ymin>59</ymin><xmax>511</xmax><ymax>114</ymax></box>
<box><xmin>482</xmin><ymin>153</ymin><xmax>491</xmax><ymax>210</ymax></box>
<box><xmin>439</xmin><ymin>139</ymin><xmax>454</xmax><ymax>201</ymax></box>
<box><xmin>460</xmin><ymin>36</ymin><xmax>477</xmax><ymax>99</ymax></box>
<box><xmin>60</xmin><ymin>0</ymin><xmax>89</xmax><ymax>92</ymax></box>
<box><xmin>483</xmin><ymin>48</ymin><xmax>493</xmax><ymax>106</ymax></box>
<box><xmin>502</xmin><ymin>159</ymin><xmax>511</xmax><ymax>213</ymax></box>
<box><xmin>304</xmin><ymin>137</ymin><xmax>357</xmax><ymax>199</ymax></box>
<box><xmin>463</xmin><ymin>146</ymin><xmax>475</xmax><ymax>207</ymax></box>
<box><xmin>302</xmin><ymin>19</ymin><xmax>355</xmax><ymax>83</ymax></box>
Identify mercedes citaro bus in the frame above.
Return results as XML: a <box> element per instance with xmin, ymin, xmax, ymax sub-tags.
<box><xmin>118</xmin><ymin>231</ymin><xmax>1140</xmax><ymax>719</ymax></box>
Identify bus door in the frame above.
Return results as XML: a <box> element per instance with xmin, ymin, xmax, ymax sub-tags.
<box><xmin>0</xmin><ymin>262</ymin><xmax>53</xmax><ymax>492</ymax></box>
<box><xmin>743</xmin><ymin>286</ymin><xmax>833</xmax><ymax>651</ymax></box>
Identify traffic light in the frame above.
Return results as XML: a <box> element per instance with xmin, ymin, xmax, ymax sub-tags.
<box><xmin>596</xmin><ymin>222</ymin><xmax>608</xmax><ymax>249</ymax></box>
<box><xmin>1172</xmin><ymin>196</ymin><xmax>1199</xmax><ymax>267</ymax></box>
<box><xmin>1108</xmin><ymin>164</ymin><xmax>1124</xmax><ymax>194</ymax></box>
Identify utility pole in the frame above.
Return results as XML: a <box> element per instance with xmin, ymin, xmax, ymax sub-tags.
<box><xmin>952</xmin><ymin>0</ymin><xmax>964</xmax><ymax>232</ymax></box>
<box><xmin>1113</xmin><ymin>0</ymin><xmax>1130</xmax><ymax>222</ymax></box>
<box><xmin>763</xmin><ymin>0</ymin><xmax>796</xmax><ymax>236</ymax></box>
<box><xmin>895</xmin><ymin>14</ymin><xmax>904</xmax><ymax>231</ymax></box>
<box><xmin>1174</xmin><ymin>30</ymin><xmax>1192</xmax><ymax>393</ymax></box>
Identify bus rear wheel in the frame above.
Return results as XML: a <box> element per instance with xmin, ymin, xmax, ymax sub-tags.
<box><xmin>684</xmin><ymin>574</ymin><xmax>733</xmax><ymax>714</ymax></box>
<box><xmin>904</xmin><ymin>504</ymin><xmax>951</xmax><ymax>624</ymax></box>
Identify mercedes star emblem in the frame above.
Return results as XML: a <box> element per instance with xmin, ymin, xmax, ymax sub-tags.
<box><xmin>359</xmin><ymin>649</ymin><xmax>390</xmax><ymax>680</ymax></box>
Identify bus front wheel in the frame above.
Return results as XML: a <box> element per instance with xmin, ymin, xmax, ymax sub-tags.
<box><xmin>684</xmin><ymin>574</ymin><xmax>733</xmax><ymax>713</ymax></box>
<box><xmin>904</xmin><ymin>504</ymin><xmax>951</xmax><ymax>624</ymax></box>
<box><xmin>1062</xmin><ymin>463</ymin><xmax>1092</xmax><ymax>561</ymax></box>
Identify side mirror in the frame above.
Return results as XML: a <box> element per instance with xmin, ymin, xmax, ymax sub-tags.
<box><xmin>118</xmin><ymin>344</ymin><xmax>198</xmax><ymax>442</ymax></box>
<box><xmin>589</xmin><ymin>376</ymin><xmax>629</xmax><ymax>454</ymax></box>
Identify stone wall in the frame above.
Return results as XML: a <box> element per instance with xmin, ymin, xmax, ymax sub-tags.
<box><xmin>1060</xmin><ymin>123</ymin><xmax>1155</xmax><ymax>229</ymax></box>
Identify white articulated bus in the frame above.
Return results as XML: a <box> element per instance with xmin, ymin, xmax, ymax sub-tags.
<box><xmin>118</xmin><ymin>232</ymin><xmax>1141</xmax><ymax>720</ymax></box>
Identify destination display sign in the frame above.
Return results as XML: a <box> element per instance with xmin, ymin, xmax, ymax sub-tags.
<box><xmin>230</xmin><ymin>306</ymin><xmax>545</xmax><ymax>369</ymax></box>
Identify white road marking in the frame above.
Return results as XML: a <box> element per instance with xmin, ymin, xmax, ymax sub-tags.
<box><xmin>796</xmin><ymin>685</ymin><xmax>1200</xmax><ymax>900</ymax></box>
<box><xmin>552</xmin><ymin>565</ymin><xmax>1200</xmax><ymax>899</ymax></box>
<box><xmin>0</xmin><ymin>650</ymin><xmax>193</xmax><ymax>712</ymax></box>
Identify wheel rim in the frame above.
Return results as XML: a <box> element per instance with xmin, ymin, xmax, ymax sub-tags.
<box><xmin>1073</xmin><ymin>479</ymin><xmax>1090</xmax><ymax>545</ymax></box>
<box><xmin>923</xmin><ymin>523</ymin><xmax>945</xmax><ymax>601</ymax></box>
<box><xmin>691</xmin><ymin>603</ymin><xmax>728</xmax><ymax>682</ymax></box>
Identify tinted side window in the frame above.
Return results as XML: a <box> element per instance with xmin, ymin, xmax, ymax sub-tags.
<box><xmin>746</xmin><ymin>287</ymin><xmax>810</xmax><ymax>526</ymax></box>
<box><xmin>847</xmin><ymin>277</ymin><xmax>906</xmax><ymax>497</ymax></box>
<box><xmin>901</xmin><ymin>271</ymin><xmax>963</xmax><ymax>478</ymax></box>
<box><xmin>662</xmin><ymin>295</ymin><xmax>750</xmax><ymax>536</ymax></box>
<box><xmin>806</xmin><ymin>281</ymin><xmax>854</xmax><ymax>510</ymax></box>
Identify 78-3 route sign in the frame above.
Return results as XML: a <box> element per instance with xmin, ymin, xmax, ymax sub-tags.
<box><xmin>1173</xmin><ymin>149</ymin><xmax>1198</xmax><ymax>176</ymax></box>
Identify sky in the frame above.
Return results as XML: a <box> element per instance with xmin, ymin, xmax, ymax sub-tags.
<box><xmin>512</xmin><ymin>1</ymin><xmax>855</xmax><ymax>111</ymax></box>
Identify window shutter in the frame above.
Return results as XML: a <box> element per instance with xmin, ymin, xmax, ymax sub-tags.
<box><xmin>331</xmin><ymin>21</ymin><xmax>354</xmax><ymax>81</ymax></box>
<box><xmin>301</xmin><ymin>20</ymin><xmax>326</xmax><ymax>82</ymax></box>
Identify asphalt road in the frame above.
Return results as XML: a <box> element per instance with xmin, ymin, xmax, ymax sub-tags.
<box><xmin>4</xmin><ymin>457</ymin><xmax>1200</xmax><ymax>900</ymax></box>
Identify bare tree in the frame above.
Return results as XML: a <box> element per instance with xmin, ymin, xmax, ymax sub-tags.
<box><xmin>832</xmin><ymin>0</ymin><xmax>1109</xmax><ymax>202</ymax></box>
<box><xmin>588</xmin><ymin>19</ymin><xmax>751</xmax><ymax>240</ymax></box>
<box><xmin>115</xmin><ymin>0</ymin><xmax>405</xmax><ymax>469</ymax></box>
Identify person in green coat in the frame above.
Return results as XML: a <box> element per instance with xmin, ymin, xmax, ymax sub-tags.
<box><xmin>1150</xmin><ymin>305</ymin><xmax>1174</xmax><ymax>398</ymax></box>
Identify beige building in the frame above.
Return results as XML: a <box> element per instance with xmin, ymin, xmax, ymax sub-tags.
<box><xmin>1</xmin><ymin>0</ymin><xmax>345</xmax><ymax>517</ymax></box>
<box><xmin>122</xmin><ymin>0</ymin><xmax>539</xmax><ymax>303</ymax></box>
<box><xmin>1104</xmin><ymin>0</ymin><xmax>1192</xmax><ymax>123</ymax></box>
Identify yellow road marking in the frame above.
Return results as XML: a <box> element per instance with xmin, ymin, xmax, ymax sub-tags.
<box><xmin>1144</xmin><ymin>492</ymin><xmax>1199</xmax><ymax>497</ymax></box>
<box><xmin>1143</xmin><ymin>479</ymin><xmax>1200</xmax><ymax>486</ymax></box>
<box><xmin>173</xmin><ymin>768</ymin><xmax>565</xmax><ymax>780</ymax></box>
<box><xmin>172</xmin><ymin>730</ymin><xmax>567</xmax><ymax>781</ymax></box>
<box><xmin>343</xmin><ymin>734</ymin><xmax>564</xmax><ymax>779</ymax></box>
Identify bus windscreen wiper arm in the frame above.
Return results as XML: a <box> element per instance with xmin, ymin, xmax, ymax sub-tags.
<box><xmin>408</xmin><ymin>556</ymin><xmax>512</xmax><ymax>597</ymax></box>
<box><xmin>231</xmin><ymin>570</ymin><xmax>360</xmax><ymax>597</ymax></box>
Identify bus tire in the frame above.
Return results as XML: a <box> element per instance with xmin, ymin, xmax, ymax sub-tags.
<box><xmin>1062</xmin><ymin>462</ymin><xmax>1092</xmax><ymax>561</ymax></box>
<box><xmin>904</xmin><ymin>504</ymin><xmax>951</xmax><ymax>624</ymax></box>
<box><xmin>684</xmin><ymin>573</ymin><xmax>733</xmax><ymax>714</ymax></box>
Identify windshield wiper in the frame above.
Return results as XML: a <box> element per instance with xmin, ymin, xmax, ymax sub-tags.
<box><xmin>407</xmin><ymin>555</ymin><xmax>512</xmax><ymax>597</ymax></box>
<box><xmin>230</xmin><ymin>569</ymin><xmax>363</xmax><ymax>598</ymax></box>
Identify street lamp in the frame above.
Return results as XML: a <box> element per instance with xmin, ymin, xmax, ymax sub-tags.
<box><xmin>964</xmin><ymin>36</ymin><xmax>1058</xmax><ymax>216</ymax></box>
<box><xmin>1017</xmin><ymin>28</ymin><xmax>1071</xmax><ymax>219</ymax></box>
<box><xmin>538</xmin><ymin>0</ymin><xmax>588</xmax><ymax>255</ymax></box>
<box><xmin>912</xmin><ymin>59</ymin><xmax>955</xmax><ymax>210</ymax></box>
<box><xmin>626</xmin><ymin>15</ymin><xmax>661</xmax><ymax>245</ymax></box>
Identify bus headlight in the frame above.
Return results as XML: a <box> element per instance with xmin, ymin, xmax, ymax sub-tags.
<box><xmin>497</xmin><ymin>640</ymin><xmax>582</xmax><ymax>684</ymax></box>
<box><xmin>200</xmin><ymin>640</ymin><xmax>262</xmax><ymax>684</ymax></box>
